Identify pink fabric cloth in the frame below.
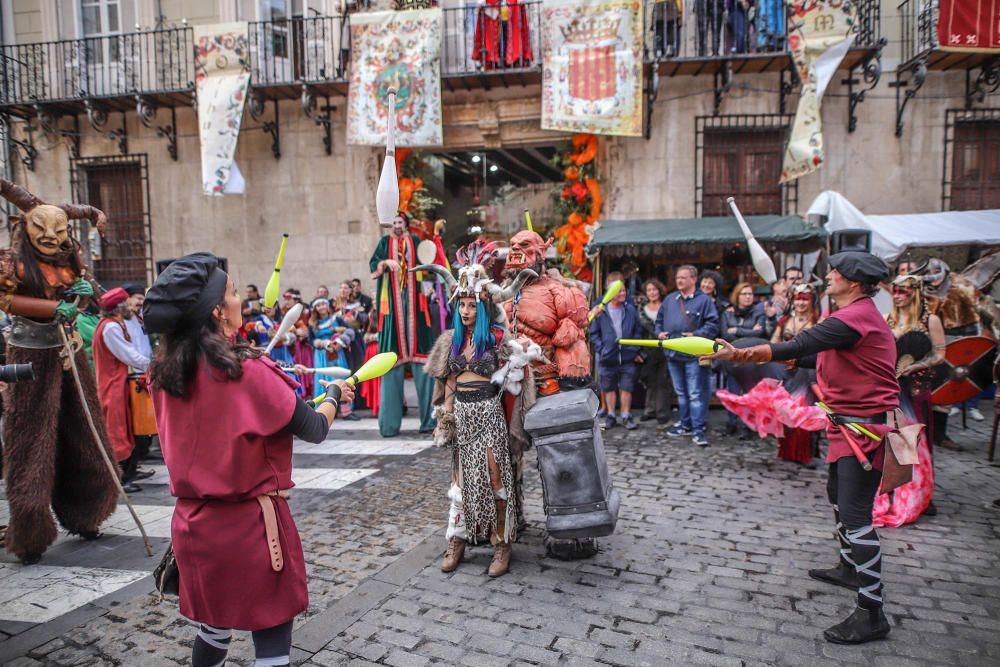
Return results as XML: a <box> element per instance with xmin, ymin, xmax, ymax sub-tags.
<box><xmin>873</xmin><ymin>420</ymin><xmax>933</xmax><ymax>528</ymax></box>
<box><xmin>717</xmin><ymin>379</ymin><xmax>826</xmax><ymax>438</ymax></box>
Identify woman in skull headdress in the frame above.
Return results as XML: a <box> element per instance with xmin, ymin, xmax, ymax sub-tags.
<box><xmin>422</xmin><ymin>241</ymin><xmax>538</xmax><ymax>578</ymax></box>
<box><xmin>0</xmin><ymin>178</ymin><xmax>118</xmax><ymax>564</ymax></box>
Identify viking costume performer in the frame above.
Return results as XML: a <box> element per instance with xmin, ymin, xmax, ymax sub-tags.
<box><xmin>0</xmin><ymin>178</ymin><xmax>119</xmax><ymax>565</ymax></box>
<box><xmin>144</xmin><ymin>253</ymin><xmax>354</xmax><ymax>667</ymax></box>
<box><xmin>871</xmin><ymin>273</ymin><xmax>945</xmax><ymax>526</ymax></box>
<box><xmin>370</xmin><ymin>212</ymin><xmax>437</xmax><ymax>435</ymax></box>
<box><xmin>421</xmin><ymin>241</ymin><xmax>537</xmax><ymax>577</ymax></box>
<box><xmin>707</xmin><ymin>251</ymin><xmax>919</xmax><ymax>645</ymax></box>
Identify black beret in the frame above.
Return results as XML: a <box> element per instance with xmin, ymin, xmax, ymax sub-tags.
<box><xmin>142</xmin><ymin>253</ymin><xmax>228</xmax><ymax>335</ymax></box>
<box><xmin>829</xmin><ymin>251</ymin><xmax>889</xmax><ymax>285</ymax></box>
<box><xmin>121</xmin><ymin>282</ymin><xmax>145</xmax><ymax>296</ymax></box>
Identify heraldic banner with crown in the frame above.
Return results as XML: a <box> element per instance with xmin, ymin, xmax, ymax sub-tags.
<box><xmin>540</xmin><ymin>0</ymin><xmax>643</xmax><ymax>137</ymax></box>
<box><xmin>347</xmin><ymin>9</ymin><xmax>444</xmax><ymax>146</ymax></box>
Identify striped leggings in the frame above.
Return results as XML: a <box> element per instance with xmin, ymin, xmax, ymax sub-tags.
<box><xmin>192</xmin><ymin>620</ymin><xmax>293</xmax><ymax>667</ymax></box>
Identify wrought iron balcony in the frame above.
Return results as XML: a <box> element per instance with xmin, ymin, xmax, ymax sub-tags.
<box><xmin>0</xmin><ymin>27</ymin><xmax>194</xmax><ymax>113</ymax></box>
<box><xmin>248</xmin><ymin>15</ymin><xmax>350</xmax><ymax>97</ymax></box>
<box><xmin>648</xmin><ymin>0</ymin><xmax>882</xmax><ymax>75</ymax></box>
<box><xmin>441</xmin><ymin>1</ymin><xmax>543</xmax><ymax>88</ymax></box>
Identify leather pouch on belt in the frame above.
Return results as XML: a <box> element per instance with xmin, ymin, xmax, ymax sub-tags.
<box><xmin>881</xmin><ymin>409</ymin><xmax>921</xmax><ymax>494</ymax></box>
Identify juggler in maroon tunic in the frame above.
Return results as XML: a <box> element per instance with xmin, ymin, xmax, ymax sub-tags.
<box><xmin>152</xmin><ymin>356</ymin><xmax>307</xmax><ymax>630</ymax></box>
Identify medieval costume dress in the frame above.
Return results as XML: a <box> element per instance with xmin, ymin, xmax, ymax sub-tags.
<box><xmin>309</xmin><ymin>306</ymin><xmax>352</xmax><ymax>401</ymax></box>
<box><xmin>473</xmin><ymin>0</ymin><xmax>533</xmax><ymax>70</ymax></box>
<box><xmin>0</xmin><ymin>178</ymin><xmax>118</xmax><ymax>564</ymax></box>
<box><xmin>369</xmin><ymin>220</ymin><xmax>437</xmax><ymax>435</ymax></box>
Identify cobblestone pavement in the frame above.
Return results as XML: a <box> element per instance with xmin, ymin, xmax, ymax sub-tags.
<box><xmin>1</xmin><ymin>402</ymin><xmax>998</xmax><ymax>666</ymax></box>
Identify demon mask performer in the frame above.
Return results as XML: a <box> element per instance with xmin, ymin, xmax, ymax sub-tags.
<box><xmin>707</xmin><ymin>251</ymin><xmax>919</xmax><ymax>645</ymax></box>
<box><xmin>421</xmin><ymin>241</ymin><xmax>537</xmax><ymax>577</ymax></box>
<box><xmin>369</xmin><ymin>211</ymin><xmax>436</xmax><ymax>436</ymax></box>
<box><xmin>0</xmin><ymin>178</ymin><xmax>118</xmax><ymax>564</ymax></box>
<box><xmin>499</xmin><ymin>230</ymin><xmax>620</xmax><ymax>559</ymax></box>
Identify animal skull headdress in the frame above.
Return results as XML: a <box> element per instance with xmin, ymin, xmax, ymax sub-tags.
<box><xmin>412</xmin><ymin>239</ymin><xmax>537</xmax><ymax>304</ymax></box>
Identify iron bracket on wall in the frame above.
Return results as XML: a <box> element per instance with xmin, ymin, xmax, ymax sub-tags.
<box><xmin>965</xmin><ymin>56</ymin><xmax>1000</xmax><ymax>109</ymax></box>
<box><xmin>843</xmin><ymin>37</ymin><xmax>886</xmax><ymax>133</ymax></box>
<box><xmin>136</xmin><ymin>96</ymin><xmax>178</xmax><ymax>161</ymax></box>
<box><xmin>779</xmin><ymin>66</ymin><xmax>796</xmax><ymax>116</ymax></box>
<box><xmin>33</xmin><ymin>105</ymin><xmax>81</xmax><ymax>158</ymax></box>
<box><xmin>713</xmin><ymin>63</ymin><xmax>733</xmax><ymax>116</ymax></box>
<box><xmin>890</xmin><ymin>57</ymin><xmax>927</xmax><ymax>138</ymax></box>
<box><xmin>2</xmin><ymin>115</ymin><xmax>38</xmax><ymax>172</ymax></box>
<box><xmin>302</xmin><ymin>85</ymin><xmax>334</xmax><ymax>156</ymax></box>
<box><xmin>84</xmin><ymin>101</ymin><xmax>128</xmax><ymax>155</ymax></box>
<box><xmin>249</xmin><ymin>93</ymin><xmax>281</xmax><ymax>160</ymax></box>
<box><xmin>644</xmin><ymin>68</ymin><xmax>660</xmax><ymax>140</ymax></box>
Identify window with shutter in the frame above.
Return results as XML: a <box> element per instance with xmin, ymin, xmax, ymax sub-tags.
<box><xmin>950</xmin><ymin>120</ymin><xmax>1000</xmax><ymax>211</ymax></box>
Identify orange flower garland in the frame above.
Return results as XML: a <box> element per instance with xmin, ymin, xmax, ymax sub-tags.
<box><xmin>552</xmin><ymin>133</ymin><xmax>600</xmax><ymax>282</ymax></box>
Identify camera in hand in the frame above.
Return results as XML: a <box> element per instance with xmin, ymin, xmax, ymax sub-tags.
<box><xmin>0</xmin><ymin>363</ymin><xmax>35</xmax><ymax>383</ymax></box>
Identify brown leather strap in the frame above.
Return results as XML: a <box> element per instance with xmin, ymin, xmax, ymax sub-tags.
<box><xmin>256</xmin><ymin>490</ymin><xmax>290</xmax><ymax>572</ymax></box>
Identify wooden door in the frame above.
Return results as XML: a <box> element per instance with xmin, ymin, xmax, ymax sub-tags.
<box><xmin>83</xmin><ymin>161</ymin><xmax>149</xmax><ymax>286</ymax></box>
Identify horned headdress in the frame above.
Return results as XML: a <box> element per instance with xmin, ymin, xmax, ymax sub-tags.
<box><xmin>412</xmin><ymin>239</ymin><xmax>537</xmax><ymax>304</ymax></box>
<box><xmin>1</xmin><ymin>178</ymin><xmax>108</xmax><ymax>235</ymax></box>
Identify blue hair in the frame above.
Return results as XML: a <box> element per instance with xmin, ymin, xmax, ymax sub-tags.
<box><xmin>451</xmin><ymin>300</ymin><xmax>495</xmax><ymax>359</ymax></box>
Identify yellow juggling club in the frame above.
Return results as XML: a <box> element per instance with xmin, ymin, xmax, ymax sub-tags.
<box><xmin>588</xmin><ymin>279</ymin><xmax>624</xmax><ymax>321</ymax></box>
<box><xmin>523</xmin><ymin>209</ymin><xmax>534</xmax><ymax>232</ymax></box>
<box><xmin>617</xmin><ymin>336</ymin><xmax>721</xmax><ymax>356</ymax></box>
<box><xmin>313</xmin><ymin>352</ymin><xmax>398</xmax><ymax>405</ymax></box>
<box><xmin>264</xmin><ymin>233</ymin><xmax>289</xmax><ymax>308</ymax></box>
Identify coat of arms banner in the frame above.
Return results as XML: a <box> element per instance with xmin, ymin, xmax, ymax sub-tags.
<box><xmin>541</xmin><ymin>0</ymin><xmax>643</xmax><ymax>137</ymax></box>
<box><xmin>347</xmin><ymin>9</ymin><xmax>444</xmax><ymax>146</ymax></box>
<box><xmin>194</xmin><ymin>23</ymin><xmax>251</xmax><ymax>196</ymax></box>
<box><xmin>780</xmin><ymin>1</ymin><xmax>857</xmax><ymax>183</ymax></box>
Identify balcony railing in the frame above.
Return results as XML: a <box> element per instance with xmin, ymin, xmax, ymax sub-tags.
<box><xmin>0</xmin><ymin>27</ymin><xmax>193</xmax><ymax>106</ymax></box>
<box><xmin>648</xmin><ymin>0</ymin><xmax>882</xmax><ymax>62</ymax></box>
<box><xmin>248</xmin><ymin>16</ymin><xmax>349</xmax><ymax>87</ymax></box>
<box><xmin>899</xmin><ymin>0</ymin><xmax>938</xmax><ymax>67</ymax></box>
<box><xmin>441</xmin><ymin>1</ymin><xmax>542</xmax><ymax>77</ymax></box>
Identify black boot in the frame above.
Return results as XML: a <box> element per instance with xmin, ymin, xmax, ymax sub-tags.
<box><xmin>823</xmin><ymin>606</ymin><xmax>890</xmax><ymax>644</ymax></box>
<box><xmin>808</xmin><ymin>562</ymin><xmax>859</xmax><ymax>590</ymax></box>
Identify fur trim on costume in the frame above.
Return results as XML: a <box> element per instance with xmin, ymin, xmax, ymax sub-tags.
<box><xmin>491</xmin><ymin>339</ymin><xmax>548</xmax><ymax>396</ymax></box>
<box><xmin>928</xmin><ymin>284</ymin><xmax>979</xmax><ymax>331</ymax></box>
<box><xmin>434</xmin><ymin>406</ymin><xmax>457</xmax><ymax>448</ymax></box>
<box><xmin>2</xmin><ymin>344</ymin><xmax>118</xmax><ymax>560</ymax></box>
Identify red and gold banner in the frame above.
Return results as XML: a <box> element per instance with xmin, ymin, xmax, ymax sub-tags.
<box><xmin>937</xmin><ymin>0</ymin><xmax>1000</xmax><ymax>52</ymax></box>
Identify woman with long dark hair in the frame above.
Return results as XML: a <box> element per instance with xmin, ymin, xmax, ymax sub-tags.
<box><xmin>637</xmin><ymin>278</ymin><xmax>672</xmax><ymax>424</ymax></box>
<box><xmin>144</xmin><ymin>253</ymin><xmax>353</xmax><ymax>667</ymax></box>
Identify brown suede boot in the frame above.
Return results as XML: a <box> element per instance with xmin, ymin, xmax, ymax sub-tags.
<box><xmin>488</xmin><ymin>543</ymin><xmax>512</xmax><ymax>577</ymax></box>
<box><xmin>441</xmin><ymin>537</ymin><xmax>465</xmax><ymax>572</ymax></box>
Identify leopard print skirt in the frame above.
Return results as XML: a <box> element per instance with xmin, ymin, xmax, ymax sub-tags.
<box><xmin>453</xmin><ymin>394</ymin><xmax>517</xmax><ymax>544</ymax></box>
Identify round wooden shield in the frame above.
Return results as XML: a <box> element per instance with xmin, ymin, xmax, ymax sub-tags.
<box><xmin>931</xmin><ymin>335</ymin><xmax>998</xmax><ymax>405</ymax></box>
<box><xmin>416</xmin><ymin>239</ymin><xmax>437</xmax><ymax>265</ymax></box>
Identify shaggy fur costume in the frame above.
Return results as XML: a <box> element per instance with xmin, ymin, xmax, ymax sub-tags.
<box><xmin>2</xmin><ymin>342</ymin><xmax>118</xmax><ymax>560</ymax></box>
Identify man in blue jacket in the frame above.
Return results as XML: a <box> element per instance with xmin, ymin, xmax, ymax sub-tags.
<box><xmin>655</xmin><ymin>265</ymin><xmax>720</xmax><ymax>446</ymax></box>
<box><xmin>590</xmin><ymin>274</ymin><xmax>644</xmax><ymax>430</ymax></box>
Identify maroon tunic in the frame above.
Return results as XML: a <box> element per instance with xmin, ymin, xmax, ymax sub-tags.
<box><xmin>817</xmin><ymin>297</ymin><xmax>899</xmax><ymax>468</ymax></box>
<box><xmin>152</xmin><ymin>356</ymin><xmax>307</xmax><ymax>630</ymax></box>
<box><xmin>92</xmin><ymin>318</ymin><xmax>134</xmax><ymax>462</ymax></box>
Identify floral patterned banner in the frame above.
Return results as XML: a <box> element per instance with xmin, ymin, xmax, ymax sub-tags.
<box><xmin>780</xmin><ymin>1</ymin><xmax>857</xmax><ymax>183</ymax></box>
<box><xmin>194</xmin><ymin>23</ymin><xmax>251</xmax><ymax>196</ymax></box>
<box><xmin>347</xmin><ymin>9</ymin><xmax>443</xmax><ymax>146</ymax></box>
<box><xmin>541</xmin><ymin>0</ymin><xmax>643</xmax><ymax>137</ymax></box>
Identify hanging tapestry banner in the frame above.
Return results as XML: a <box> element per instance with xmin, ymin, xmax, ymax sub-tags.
<box><xmin>937</xmin><ymin>0</ymin><xmax>1000</xmax><ymax>52</ymax></box>
<box><xmin>780</xmin><ymin>1</ymin><xmax>857</xmax><ymax>183</ymax></box>
<box><xmin>540</xmin><ymin>0</ymin><xmax>643</xmax><ymax>137</ymax></box>
<box><xmin>194</xmin><ymin>22</ymin><xmax>251</xmax><ymax>196</ymax></box>
<box><xmin>347</xmin><ymin>9</ymin><xmax>443</xmax><ymax>146</ymax></box>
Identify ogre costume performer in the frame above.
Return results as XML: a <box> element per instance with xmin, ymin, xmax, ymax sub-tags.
<box><xmin>0</xmin><ymin>178</ymin><xmax>118</xmax><ymax>564</ymax></box>
<box><xmin>498</xmin><ymin>230</ymin><xmax>620</xmax><ymax>559</ymax></box>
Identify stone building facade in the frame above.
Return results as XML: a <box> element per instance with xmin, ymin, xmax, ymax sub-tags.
<box><xmin>0</xmin><ymin>1</ymin><xmax>996</xmax><ymax>291</ymax></box>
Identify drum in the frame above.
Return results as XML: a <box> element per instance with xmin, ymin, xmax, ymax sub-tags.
<box><xmin>128</xmin><ymin>374</ymin><xmax>158</xmax><ymax>436</ymax></box>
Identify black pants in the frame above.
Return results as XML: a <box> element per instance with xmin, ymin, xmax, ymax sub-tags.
<box><xmin>696</xmin><ymin>0</ymin><xmax>725</xmax><ymax>56</ymax></box>
<box><xmin>827</xmin><ymin>456</ymin><xmax>884</xmax><ymax>609</ymax></box>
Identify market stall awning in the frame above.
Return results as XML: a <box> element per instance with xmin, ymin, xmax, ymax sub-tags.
<box><xmin>809</xmin><ymin>191</ymin><xmax>1000</xmax><ymax>261</ymax></box>
<box><xmin>589</xmin><ymin>215</ymin><xmax>826</xmax><ymax>249</ymax></box>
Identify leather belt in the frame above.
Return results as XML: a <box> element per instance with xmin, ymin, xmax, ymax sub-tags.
<box><xmin>827</xmin><ymin>412</ymin><xmax>888</xmax><ymax>426</ymax></box>
<box><xmin>256</xmin><ymin>490</ymin><xmax>290</xmax><ymax>572</ymax></box>
<box><xmin>8</xmin><ymin>316</ymin><xmax>62</xmax><ymax>350</ymax></box>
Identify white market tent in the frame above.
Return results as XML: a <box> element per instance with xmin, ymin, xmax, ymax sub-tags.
<box><xmin>807</xmin><ymin>191</ymin><xmax>1000</xmax><ymax>261</ymax></box>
